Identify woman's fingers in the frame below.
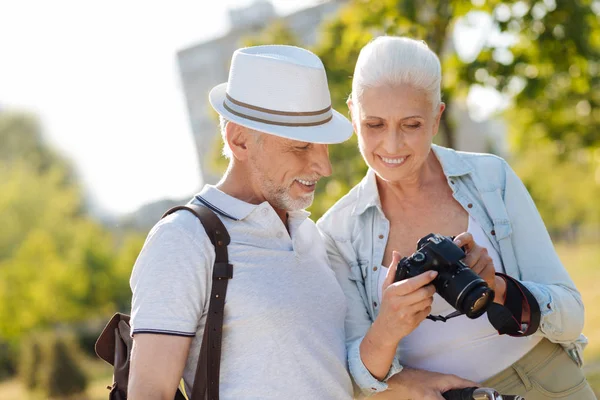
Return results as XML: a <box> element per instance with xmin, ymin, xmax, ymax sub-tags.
<box><xmin>388</xmin><ymin>270</ymin><xmax>438</xmax><ymax>297</ymax></box>
<box><xmin>463</xmin><ymin>247</ymin><xmax>484</xmax><ymax>271</ymax></box>
<box><xmin>453</xmin><ymin>232</ymin><xmax>473</xmax><ymax>251</ymax></box>
<box><xmin>454</xmin><ymin>232</ymin><xmax>496</xmax><ymax>289</ymax></box>
<box><xmin>386</xmin><ymin>283</ymin><xmax>436</xmax><ymax>309</ymax></box>
<box><xmin>406</xmin><ymin>295</ymin><xmax>434</xmax><ymax>314</ymax></box>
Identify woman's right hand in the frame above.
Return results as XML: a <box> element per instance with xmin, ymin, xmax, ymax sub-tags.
<box><xmin>374</xmin><ymin>251</ymin><xmax>437</xmax><ymax>347</ymax></box>
<box><xmin>359</xmin><ymin>251</ymin><xmax>437</xmax><ymax>380</ymax></box>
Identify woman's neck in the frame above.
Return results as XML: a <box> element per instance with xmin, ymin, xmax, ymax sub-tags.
<box><xmin>377</xmin><ymin>151</ymin><xmax>445</xmax><ymax>205</ymax></box>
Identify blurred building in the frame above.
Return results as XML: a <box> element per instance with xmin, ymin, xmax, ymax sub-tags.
<box><xmin>177</xmin><ymin>0</ymin><xmax>345</xmax><ymax>186</ymax></box>
<box><xmin>122</xmin><ymin>0</ymin><xmax>507</xmax><ymax>230</ymax></box>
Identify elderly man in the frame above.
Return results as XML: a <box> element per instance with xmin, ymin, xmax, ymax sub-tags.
<box><xmin>127</xmin><ymin>45</ymin><xmax>354</xmax><ymax>399</ymax></box>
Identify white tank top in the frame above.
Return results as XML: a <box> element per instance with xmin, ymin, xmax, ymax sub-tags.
<box><xmin>377</xmin><ymin>216</ymin><xmax>542</xmax><ymax>382</ymax></box>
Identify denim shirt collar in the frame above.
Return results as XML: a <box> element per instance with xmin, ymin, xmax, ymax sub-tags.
<box><xmin>351</xmin><ymin>144</ymin><xmax>473</xmax><ymax>217</ymax></box>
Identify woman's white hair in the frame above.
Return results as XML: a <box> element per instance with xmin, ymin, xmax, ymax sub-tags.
<box><xmin>351</xmin><ymin>36</ymin><xmax>442</xmax><ymax>109</ymax></box>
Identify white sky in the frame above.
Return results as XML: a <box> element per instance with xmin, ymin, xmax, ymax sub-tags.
<box><xmin>0</xmin><ymin>0</ymin><xmax>321</xmax><ymax>215</ymax></box>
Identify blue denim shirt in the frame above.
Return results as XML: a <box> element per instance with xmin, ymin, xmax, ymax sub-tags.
<box><xmin>317</xmin><ymin>145</ymin><xmax>587</xmax><ymax>396</ymax></box>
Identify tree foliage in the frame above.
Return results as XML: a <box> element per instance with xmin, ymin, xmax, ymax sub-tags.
<box><xmin>235</xmin><ymin>0</ymin><xmax>600</xmax><ymax>233</ymax></box>
<box><xmin>0</xmin><ymin>111</ymin><xmax>145</xmax><ymax>348</ymax></box>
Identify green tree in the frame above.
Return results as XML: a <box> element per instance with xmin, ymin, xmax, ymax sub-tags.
<box><xmin>232</xmin><ymin>1</ymin><xmax>600</xmax><ymax>232</ymax></box>
<box><xmin>38</xmin><ymin>333</ymin><xmax>88</xmax><ymax>398</ymax></box>
<box><xmin>0</xmin><ymin>111</ymin><xmax>145</xmax><ymax>345</ymax></box>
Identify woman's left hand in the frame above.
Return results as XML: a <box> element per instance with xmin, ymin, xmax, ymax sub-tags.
<box><xmin>453</xmin><ymin>232</ymin><xmax>496</xmax><ymax>291</ymax></box>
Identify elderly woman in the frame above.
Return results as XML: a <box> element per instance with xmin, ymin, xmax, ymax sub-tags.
<box><xmin>317</xmin><ymin>37</ymin><xmax>593</xmax><ymax>400</ymax></box>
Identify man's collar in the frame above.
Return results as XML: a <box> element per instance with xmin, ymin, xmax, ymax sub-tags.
<box><xmin>351</xmin><ymin>145</ymin><xmax>473</xmax><ymax>217</ymax></box>
<box><xmin>196</xmin><ymin>185</ymin><xmax>311</xmax><ymax>223</ymax></box>
<box><xmin>195</xmin><ymin>185</ymin><xmax>257</xmax><ymax>221</ymax></box>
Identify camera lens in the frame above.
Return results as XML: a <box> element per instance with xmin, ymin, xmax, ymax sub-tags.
<box><xmin>461</xmin><ymin>285</ymin><xmax>494</xmax><ymax>319</ymax></box>
<box><xmin>436</xmin><ymin>268</ymin><xmax>494</xmax><ymax>319</ymax></box>
<box><xmin>472</xmin><ymin>293</ymin><xmax>491</xmax><ymax>314</ymax></box>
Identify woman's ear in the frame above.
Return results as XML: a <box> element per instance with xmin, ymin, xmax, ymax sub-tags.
<box><xmin>347</xmin><ymin>96</ymin><xmax>358</xmax><ymax>134</ymax></box>
<box><xmin>432</xmin><ymin>102</ymin><xmax>446</xmax><ymax>137</ymax></box>
<box><xmin>225</xmin><ymin>122</ymin><xmax>250</xmax><ymax>161</ymax></box>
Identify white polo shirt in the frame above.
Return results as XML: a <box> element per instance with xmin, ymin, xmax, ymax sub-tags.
<box><xmin>130</xmin><ymin>185</ymin><xmax>353</xmax><ymax>399</ymax></box>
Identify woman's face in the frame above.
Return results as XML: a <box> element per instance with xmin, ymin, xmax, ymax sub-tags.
<box><xmin>351</xmin><ymin>84</ymin><xmax>445</xmax><ymax>183</ymax></box>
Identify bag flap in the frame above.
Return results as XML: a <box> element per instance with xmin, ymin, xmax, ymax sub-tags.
<box><xmin>95</xmin><ymin>313</ymin><xmax>130</xmax><ymax>365</ymax></box>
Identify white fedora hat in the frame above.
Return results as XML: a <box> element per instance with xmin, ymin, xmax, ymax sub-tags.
<box><xmin>209</xmin><ymin>45</ymin><xmax>353</xmax><ymax>144</ymax></box>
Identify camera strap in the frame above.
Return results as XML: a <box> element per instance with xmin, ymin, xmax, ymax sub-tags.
<box><xmin>426</xmin><ymin>310</ymin><xmax>463</xmax><ymax>322</ymax></box>
<box><xmin>487</xmin><ymin>273</ymin><xmax>541</xmax><ymax>336</ymax></box>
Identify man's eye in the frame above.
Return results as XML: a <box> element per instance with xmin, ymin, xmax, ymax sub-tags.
<box><xmin>296</xmin><ymin>144</ymin><xmax>311</xmax><ymax>150</ymax></box>
<box><xmin>406</xmin><ymin>123</ymin><xmax>421</xmax><ymax>129</ymax></box>
<box><xmin>367</xmin><ymin>123</ymin><xmax>383</xmax><ymax>129</ymax></box>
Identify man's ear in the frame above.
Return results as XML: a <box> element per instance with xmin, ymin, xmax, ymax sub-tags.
<box><xmin>225</xmin><ymin>122</ymin><xmax>250</xmax><ymax>161</ymax></box>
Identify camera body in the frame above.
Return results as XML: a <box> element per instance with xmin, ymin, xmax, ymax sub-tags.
<box><xmin>394</xmin><ymin>233</ymin><xmax>494</xmax><ymax>319</ymax></box>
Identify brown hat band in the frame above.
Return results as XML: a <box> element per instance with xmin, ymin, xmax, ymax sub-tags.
<box><xmin>223</xmin><ymin>93</ymin><xmax>333</xmax><ymax>127</ymax></box>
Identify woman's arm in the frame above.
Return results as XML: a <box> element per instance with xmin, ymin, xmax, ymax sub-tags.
<box><xmin>502</xmin><ymin>162</ymin><xmax>584</xmax><ymax>342</ymax></box>
<box><xmin>319</xmin><ymin>230</ymin><xmax>399</xmax><ymax>395</ymax></box>
<box><xmin>319</xmin><ymin>230</ymin><xmax>436</xmax><ymax>396</ymax></box>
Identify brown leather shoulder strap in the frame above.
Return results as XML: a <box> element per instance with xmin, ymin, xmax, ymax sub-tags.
<box><xmin>162</xmin><ymin>204</ymin><xmax>233</xmax><ymax>400</ymax></box>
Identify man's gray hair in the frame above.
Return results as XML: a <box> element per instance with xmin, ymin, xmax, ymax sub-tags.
<box><xmin>219</xmin><ymin>116</ymin><xmax>263</xmax><ymax>159</ymax></box>
<box><xmin>219</xmin><ymin>115</ymin><xmax>232</xmax><ymax>159</ymax></box>
<box><xmin>351</xmin><ymin>36</ymin><xmax>442</xmax><ymax>110</ymax></box>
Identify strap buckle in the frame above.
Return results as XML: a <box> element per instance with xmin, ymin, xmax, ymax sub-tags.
<box><xmin>213</xmin><ymin>262</ymin><xmax>233</xmax><ymax>279</ymax></box>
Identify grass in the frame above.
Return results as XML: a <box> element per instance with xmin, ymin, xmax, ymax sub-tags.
<box><xmin>556</xmin><ymin>242</ymin><xmax>600</xmax><ymax>397</ymax></box>
<box><xmin>0</xmin><ymin>242</ymin><xmax>598</xmax><ymax>398</ymax></box>
<box><xmin>0</xmin><ymin>355</ymin><xmax>113</xmax><ymax>399</ymax></box>
<box><xmin>556</xmin><ymin>242</ymin><xmax>600</xmax><ymax>363</ymax></box>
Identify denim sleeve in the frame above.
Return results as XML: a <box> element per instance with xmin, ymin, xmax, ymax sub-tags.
<box><xmin>347</xmin><ymin>337</ymin><xmax>403</xmax><ymax>395</ymax></box>
<box><xmin>318</xmin><ymin>229</ymin><xmax>403</xmax><ymax>395</ymax></box>
<box><xmin>502</xmin><ymin>162</ymin><xmax>585</xmax><ymax>342</ymax></box>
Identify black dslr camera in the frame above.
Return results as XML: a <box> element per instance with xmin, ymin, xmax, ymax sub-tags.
<box><xmin>394</xmin><ymin>233</ymin><xmax>494</xmax><ymax>319</ymax></box>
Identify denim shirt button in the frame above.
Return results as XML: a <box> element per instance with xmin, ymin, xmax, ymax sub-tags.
<box><xmin>373</xmin><ymin>302</ymin><xmax>378</xmax><ymax>307</ymax></box>
<box><xmin>491</xmin><ymin>230</ymin><xmax>496</xmax><ymax>235</ymax></box>
<box><xmin>373</xmin><ymin>266</ymin><xmax>378</xmax><ymax>271</ymax></box>
<box><xmin>467</xmin><ymin>203</ymin><xmax>473</xmax><ymax>208</ymax></box>
<box><xmin>378</xmin><ymin>234</ymin><xmax>384</xmax><ymax>239</ymax></box>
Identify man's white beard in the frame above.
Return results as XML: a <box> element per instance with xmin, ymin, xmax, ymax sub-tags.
<box><xmin>276</xmin><ymin>189</ymin><xmax>314</xmax><ymax>211</ymax></box>
<box><xmin>264</xmin><ymin>179</ymin><xmax>314</xmax><ymax>211</ymax></box>
<box><xmin>250</xmin><ymin>153</ymin><xmax>315</xmax><ymax>211</ymax></box>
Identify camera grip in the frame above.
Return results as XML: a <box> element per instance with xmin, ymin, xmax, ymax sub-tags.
<box><xmin>394</xmin><ymin>262</ymin><xmax>410</xmax><ymax>282</ymax></box>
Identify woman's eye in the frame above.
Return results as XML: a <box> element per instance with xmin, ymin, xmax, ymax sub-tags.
<box><xmin>296</xmin><ymin>144</ymin><xmax>311</xmax><ymax>150</ymax></box>
<box><xmin>406</xmin><ymin>123</ymin><xmax>421</xmax><ymax>129</ymax></box>
<box><xmin>366</xmin><ymin>123</ymin><xmax>383</xmax><ymax>129</ymax></box>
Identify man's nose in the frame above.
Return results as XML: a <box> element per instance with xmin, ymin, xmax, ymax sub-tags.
<box><xmin>311</xmin><ymin>144</ymin><xmax>332</xmax><ymax>178</ymax></box>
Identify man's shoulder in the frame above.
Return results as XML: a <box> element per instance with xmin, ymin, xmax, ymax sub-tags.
<box><xmin>145</xmin><ymin>206</ymin><xmax>214</xmax><ymax>252</ymax></box>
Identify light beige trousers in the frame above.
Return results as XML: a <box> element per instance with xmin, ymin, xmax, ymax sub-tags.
<box><xmin>482</xmin><ymin>338</ymin><xmax>596</xmax><ymax>399</ymax></box>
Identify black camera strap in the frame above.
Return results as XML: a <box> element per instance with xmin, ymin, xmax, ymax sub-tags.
<box><xmin>426</xmin><ymin>310</ymin><xmax>463</xmax><ymax>322</ymax></box>
<box><xmin>487</xmin><ymin>273</ymin><xmax>541</xmax><ymax>336</ymax></box>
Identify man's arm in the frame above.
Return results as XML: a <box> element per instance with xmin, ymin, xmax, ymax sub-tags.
<box><xmin>128</xmin><ymin>333</ymin><xmax>194</xmax><ymax>400</ymax></box>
